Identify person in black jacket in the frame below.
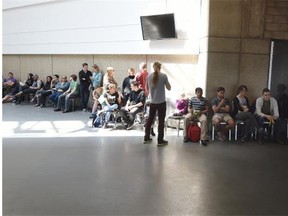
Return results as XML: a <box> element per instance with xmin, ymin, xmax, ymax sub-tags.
<box><xmin>231</xmin><ymin>85</ymin><xmax>259</xmax><ymax>142</ymax></box>
<box><xmin>79</xmin><ymin>63</ymin><xmax>92</xmax><ymax>111</ymax></box>
<box><xmin>122</xmin><ymin>67</ymin><xmax>135</xmax><ymax>106</ymax></box>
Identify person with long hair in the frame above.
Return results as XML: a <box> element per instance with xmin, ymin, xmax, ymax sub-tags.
<box><xmin>144</xmin><ymin>61</ymin><xmax>171</xmax><ymax>146</ymax></box>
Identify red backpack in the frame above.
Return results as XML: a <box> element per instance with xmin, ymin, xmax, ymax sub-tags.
<box><xmin>187</xmin><ymin>122</ymin><xmax>201</xmax><ymax>142</ymax></box>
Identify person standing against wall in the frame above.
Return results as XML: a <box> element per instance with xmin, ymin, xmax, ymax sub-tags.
<box><xmin>79</xmin><ymin>63</ymin><xmax>92</xmax><ymax>112</ymax></box>
<box><xmin>144</xmin><ymin>61</ymin><xmax>171</xmax><ymax>146</ymax></box>
<box><xmin>91</xmin><ymin>64</ymin><xmax>102</xmax><ymax>89</ymax></box>
<box><xmin>122</xmin><ymin>67</ymin><xmax>135</xmax><ymax>106</ymax></box>
<box><xmin>135</xmin><ymin>62</ymin><xmax>149</xmax><ymax>97</ymax></box>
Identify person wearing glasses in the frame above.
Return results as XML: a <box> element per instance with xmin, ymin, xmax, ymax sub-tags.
<box><xmin>255</xmin><ymin>88</ymin><xmax>281</xmax><ymax>144</ymax></box>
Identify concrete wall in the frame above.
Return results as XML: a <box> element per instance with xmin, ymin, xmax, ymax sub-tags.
<box><xmin>205</xmin><ymin>0</ymin><xmax>288</xmax><ymax>103</ymax></box>
<box><xmin>2</xmin><ymin>54</ymin><xmax>201</xmax><ymax>102</ymax></box>
<box><xmin>3</xmin><ymin>0</ymin><xmax>288</xmax><ymax>105</ymax></box>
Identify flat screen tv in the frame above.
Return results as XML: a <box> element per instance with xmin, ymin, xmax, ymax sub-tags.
<box><xmin>140</xmin><ymin>13</ymin><xmax>176</xmax><ymax>40</ymax></box>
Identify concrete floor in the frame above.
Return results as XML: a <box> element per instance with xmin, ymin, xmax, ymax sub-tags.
<box><xmin>3</xmin><ymin>103</ymin><xmax>288</xmax><ymax>215</ymax></box>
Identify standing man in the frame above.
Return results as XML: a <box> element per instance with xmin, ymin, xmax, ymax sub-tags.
<box><xmin>144</xmin><ymin>61</ymin><xmax>171</xmax><ymax>146</ymax></box>
<box><xmin>122</xmin><ymin>68</ymin><xmax>136</xmax><ymax>106</ymax></box>
<box><xmin>135</xmin><ymin>62</ymin><xmax>149</xmax><ymax>97</ymax></box>
<box><xmin>211</xmin><ymin>87</ymin><xmax>235</xmax><ymax>141</ymax></box>
<box><xmin>79</xmin><ymin>63</ymin><xmax>92</xmax><ymax>111</ymax></box>
<box><xmin>183</xmin><ymin>87</ymin><xmax>209</xmax><ymax>146</ymax></box>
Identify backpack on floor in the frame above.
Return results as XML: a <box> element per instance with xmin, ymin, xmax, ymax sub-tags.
<box><xmin>93</xmin><ymin>113</ymin><xmax>104</xmax><ymax>128</ymax></box>
<box><xmin>187</xmin><ymin>122</ymin><xmax>201</xmax><ymax>142</ymax></box>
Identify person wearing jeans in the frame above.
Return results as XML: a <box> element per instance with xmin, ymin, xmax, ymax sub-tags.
<box><xmin>144</xmin><ymin>61</ymin><xmax>171</xmax><ymax>146</ymax></box>
<box><xmin>255</xmin><ymin>88</ymin><xmax>281</xmax><ymax>144</ymax></box>
<box><xmin>54</xmin><ymin>74</ymin><xmax>80</xmax><ymax>113</ymax></box>
<box><xmin>101</xmin><ymin>84</ymin><xmax>121</xmax><ymax>128</ymax></box>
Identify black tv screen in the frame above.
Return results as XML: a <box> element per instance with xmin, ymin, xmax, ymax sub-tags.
<box><xmin>140</xmin><ymin>13</ymin><xmax>176</xmax><ymax>40</ymax></box>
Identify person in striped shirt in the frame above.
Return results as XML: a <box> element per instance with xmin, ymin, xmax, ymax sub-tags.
<box><xmin>183</xmin><ymin>87</ymin><xmax>209</xmax><ymax>146</ymax></box>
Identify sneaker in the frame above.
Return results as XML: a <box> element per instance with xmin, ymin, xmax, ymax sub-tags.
<box><xmin>200</xmin><ymin>140</ymin><xmax>207</xmax><ymax>146</ymax></box>
<box><xmin>150</xmin><ymin>128</ymin><xmax>156</xmax><ymax>136</ymax></box>
<box><xmin>127</xmin><ymin>123</ymin><xmax>134</xmax><ymax>130</ymax></box>
<box><xmin>143</xmin><ymin>138</ymin><xmax>153</xmax><ymax>144</ymax></box>
<box><xmin>157</xmin><ymin>140</ymin><xmax>168</xmax><ymax>146</ymax></box>
<box><xmin>30</xmin><ymin>98</ymin><xmax>36</xmax><ymax>103</ymax></box>
<box><xmin>183</xmin><ymin>137</ymin><xmax>189</xmax><ymax>143</ymax></box>
<box><xmin>241</xmin><ymin>136</ymin><xmax>248</xmax><ymax>143</ymax></box>
<box><xmin>217</xmin><ymin>132</ymin><xmax>225</xmax><ymax>141</ymax></box>
<box><xmin>34</xmin><ymin>104</ymin><xmax>40</xmax><ymax>107</ymax></box>
<box><xmin>83</xmin><ymin>108</ymin><xmax>87</xmax><ymax>112</ymax></box>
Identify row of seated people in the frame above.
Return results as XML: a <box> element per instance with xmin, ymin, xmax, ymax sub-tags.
<box><xmin>2</xmin><ymin>61</ymin><xmax>148</xmax><ymax>113</ymax></box>
<box><xmin>173</xmin><ymin>86</ymin><xmax>287</xmax><ymax>146</ymax></box>
<box><xmin>2</xmin><ymin>73</ymin><xmax>80</xmax><ymax>113</ymax></box>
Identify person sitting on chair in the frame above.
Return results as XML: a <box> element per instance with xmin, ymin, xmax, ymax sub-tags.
<box><xmin>13</xmin><ymin>74</ymin><xmax>42</xmax><ymax>104</ymax></box>
<box><xmin>101</xmin><ymin>84</ymin><xmax>121</xmax><ymax>128</ymax></box>
<box><xmin>34</xmin><ymin>74</ymin><xmax>59</xmax><ymax>108</ymax></box>
<box><xmin>119</xmin><ymin>81</ymin><xmax>145</xmax><ymax>130</ymax></box>
<box><xmin>183</xmin><ymin>87</ymin><xmax>209</xmax><ymax>146</ymax></box>
<box><xmin>255</xmin><ymin>88</ymin><xmax>281</xmax><ymax>144</ymax></box>
<box><xmin>48</xmin><ymin>75</ymin><xmax>70</xmax><ymax>107</ymax></box>
<box><xmin>3</xmin><ymin>72</ymin><xmax>17</xmax><ymax>97</ymax></box>
<box><xmin>231</xmin><ymin>85</ymin><xmax>259</xmax><ymax>143</ymax></box>
<box><xmin>211</xmin><ymin>86</ymin><xmax>235</xmax><ymax>141</ymax></box>
<box><xmin>54</xmin><ymin>74</ymin><xmax>80</xmax><ymax>113</ymax></box>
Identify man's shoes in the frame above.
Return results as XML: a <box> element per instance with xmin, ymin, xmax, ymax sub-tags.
<box><xmin>143</xmin><ymin>138</ymin><xmax>153</xmax><ymax>144</ymax></box>
<box><xmin>241</xmin><ymin>136</ymin><xmax>248</xmax><ymax>143</ymax></box>
<box><xmin>183</xmin><ymin>137</ymin><xmax>189</xmax><ymax>143</ymax></box>
<box><xmin>40</xmin><ymin>105</ymin><xmax>45</xmax><ymax>108</ymax></box>
<box><xmin>34</xmin><ymin>104</ymin><xmax>40</xmax><ymax>107</ymax></box>
<box><xmin>258</xmin><ymin>137</ymin><xmax>264</xmax><ymax>145</ymax></box>
<box><xmin>276</xmin><ymin>139</ymin><xmax>284</xmax><ymax>145</ymax></box>
<box><xmin>127</xmin><ymin>122</ymin><xmax>134</xmax><ymax>130</ymax></box>
<box><xmin>216</xmin><ymin>132</ymin><xmax>225</xmax><ymax>141</ymax></box>
<box><xmin>30</xmin><ymin>97</ymin><xmax>36</xmax><ymax>103</ymax></box>
<box><xmin>200</xmin><ymin>140</ymin><xmax>207</xmax><ymax>146</ymax></box>
<box><xmin>150</xmin><ymin>128</ymin><xmax>156</xmax><ymax>136</ymax></box>
<box><xmin>157</xmin><ymin>140</ymin><xmax>168</xmax><ymax>146</ymax></box>
<box><xmin>54</xmin><ymin>108</ymin><xmax>61</xmax><ymax>111</ymax></box>
<box><xmin>62</xmin><ymin>110</ymin><xmax>70</xmax><ymax>113</ymax></box>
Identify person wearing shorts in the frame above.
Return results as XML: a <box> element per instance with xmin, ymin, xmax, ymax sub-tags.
<box><xmin>211</xmin><ymin>87</ymin><xmax>235</xmax><ymax>141</ymax></box>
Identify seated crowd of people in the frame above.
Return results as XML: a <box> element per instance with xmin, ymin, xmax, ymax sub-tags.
<box><xmin>2</xmin><ymin>63</ymin><xmax>288</xmax><ymax>146</ymax></box>
<box><xmin>173</xmin><ymin>85</ymin><xmax>287</xmax><ymax>146</ymax></box>
<box><xmin>2</xmin><ymin>62</ymin><xmax>150</xmax><ymax>131</ymax></box>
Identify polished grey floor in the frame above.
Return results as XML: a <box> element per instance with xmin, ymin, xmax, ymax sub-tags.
<box><xmin>3</xmin><ymin>103</ymin><xmax>288</xmax><ymax>215</ymax></box>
